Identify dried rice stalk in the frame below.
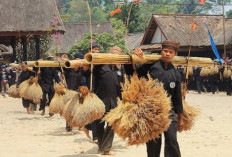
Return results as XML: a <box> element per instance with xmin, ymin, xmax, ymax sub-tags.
<box><xmin>19</xmin><ymin>80</ymin><xmax>30</xmax><ymax>97</ymax></box>
<box><xmin>183</xmin><ymin>66</ymin><xmax>193</xmax><ymax>76</ymax></box>
<box><xmin>8</xmin><ymin>84</ymin><xmax>21</xmax><ymax>98</ymax></box>
<box><xmin>72</xmin><ymin>89</ymin><xmax>105</xmax><ymax>128</ymax></box>
<box><xmin>223</xmin><ymin>68</ymin><xmax>232</xmax><ymax>78</ymax></box>
<box><xmin>104</xmin><ymin>74</ymin><xmax>172</xmax><ymax>145</ymax></box>
<box><xmin>63</xmin><ymin>90</ymin><xmax>77</xmax><ymax>105</ymax></box>
<box><xmin>25</xmin><ymin>82</ymin><xmax>43</xmax><ymax>104</ymax></box>
<box><xmin>54</xmin><ymin>83</ymin><xmax>66</xmax><ymax>95</ymax></box>
<box><xmin>62</xmin><ymin>93</ymin><xmax>80</xmax><ymax>125</ymax></box>
<box><xmin>49</xmin><ymin>93</ymin><xmax>65</xmax><ymax>114</ymax></box>
<box><xmin>209</xmin><ymin>66</ymin><xmax>219</xmax><ymax>75</ymax></box>
<box><xmin>178</xmin><ymin>100</ymin><xmax>200</xmax><ymax>132</ymax></box>
<box><xmin>200</xmin><ymin>67</ymin><xmax>210</xmax><ymax>77</ymax></box>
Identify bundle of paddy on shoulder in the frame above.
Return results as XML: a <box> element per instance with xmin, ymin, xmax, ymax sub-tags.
<box><xmin>183</xmin><ymin>66</ymin><xmax>193</xmax><ymax>76</ymax></box>
<box><xmin>223</xmin><ymin>68</ymin><xmax>232</xmax><ymax>78</ymax></box>
<box><xmin>200</xmin><ymin>67</ymin><xmax>210</xmax><ymax>77</ymax></box>
<box><xmin>178</xmin><ymin>99</ymin><xmax>200</xmax><ymax>132</ymax></box>
<box><xmin>20</xmin><ymin>76</ymin><xmax>42</xmax><ymax>104</ymax></box>
<box><xmin>104</xmin><ymin>74</ymin><xmax>172</xmax><ymax>145</ymax></box>
<box><xmin>71</xmin><ymin>86</ymin><xmax>105</xmax><ymax>128</ymax></box>
<box><xmin>209</xmin><ymin>65</ymin><xmax>219</xmax><ymax>75</ymax></box>
<box><xmin>8</xmin><ymin>84</ymin><xmax>21</xmax><ymax>98</ymax></box>
<box><xmin>49</xmin><ymin>83</ymin><xmax>67</xmax><ymax>115</ymax></box>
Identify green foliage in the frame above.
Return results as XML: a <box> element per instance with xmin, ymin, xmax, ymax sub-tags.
<box><xmin>68</xmin><ymin>32</ymin><xmax>127</xmax><ymax>57</ymax></box>
<box><xmin>92</xmin><ymin>7</ymin><xmax>107</xmax><ymax>22</ymax></box>
<box><xmin>177</xmin><ymin>0</ymin><xmax>212</xmax><ymax>14</ymax></box>
<box><xmin>226</xmin><ymin>9</ymin><xmax>232</xmax><ymax>18</ymax></box>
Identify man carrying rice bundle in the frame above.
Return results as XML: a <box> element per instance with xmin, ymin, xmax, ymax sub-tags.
<box><xmin>125</xmin><ymin>40</ymin><xmax>184</xmax><ymax>157</ymax></box>
<box><xmin>16</xmin><ymin>64</ymin><xmax>36</xmax><ymax>114</ymax></box>
<box><xmin>85</xmin><ymin>44</ymin><xmax>121</xmax><ymax>155</ymax></box>
<box><xmin>37</xmin><ymin>56</ymin><xmax>61</xmax><ymax>116</ymax></box>
<box><xmin>61</xmin><ymin>53</ymin><xmax>91</xmax><ymax>137</ymax></box>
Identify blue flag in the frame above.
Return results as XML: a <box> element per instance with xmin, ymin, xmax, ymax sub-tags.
<box><xmin>205</xmin><ymin>23</ymin><xmax>222</xmax><ymax>63</ymax></box>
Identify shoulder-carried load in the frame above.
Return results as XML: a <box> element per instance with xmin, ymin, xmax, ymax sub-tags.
<box><xmin>8</xmin><ymin>84</ymin><xmax>21</xmax><ymax>98</ymax></box>
<box><xmin>178</xmin><ymin>100</ymin><xmax>200</xmax><ymax>132</ymax></box>
<box><xmin>104</xmin><ymin>74</ymin><xmax>171</xmax><ymax>145</ymax></box>
<box><xmin>223</xmin><ymin>68</ymin><xmax>232</xmax><ymax>78</ymax></box>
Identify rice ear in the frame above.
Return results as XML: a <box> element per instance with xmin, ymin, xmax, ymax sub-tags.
<box><xmin>71</xmin><ymin>93</ymin><xmax>105</xmax><ymax>128</ymax></box>
<box><xmin>178</xmin><ymin>100</ymin><xmax>200</xmax><ymax>132</ymax></box>
<box><xmin>104</xmin><ymin>74</ymin><xmax>172</xmax><ymax>145</ymax></box>
<box><xmin>8</xmin><ymin>84</ymin><xmax>21</xmax><ymax>98</ymax></box>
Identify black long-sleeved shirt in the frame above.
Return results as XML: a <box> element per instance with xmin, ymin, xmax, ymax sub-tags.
<box><xmin>93</xmin><ymin>65</ymin><xmax>121</xmax><ymax>112</ymax></box>
<box><xmin>17</xmin><ymin>70</ymin><xmax>35</xmax><ymax>88</ymax></box>
<box><xmin>39</xmin><ymin>67</ymin><xmax>60</xmax><ymax>85</ymax></box>
<box><xmin>125</xmin><ymin>60</ymin><xmax>183</xmax><ymax>116</ymax></box>
<box><xmin>63</xmin><ymin>68</ymin><xmax>86</xmax><ymax>90</ymax></box>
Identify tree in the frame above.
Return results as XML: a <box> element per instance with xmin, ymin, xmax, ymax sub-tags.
<box><xmin>177</xmin><ymin>0</ymin><xmax>212</xmax><ymax>14</ymax></box>
<box><xmin>226</xmin><ymin>9</ymin><xmax>232</xmax><ymax>18</ymax></box>
<box><xmin>92</xmin><ymin>7</ymin><xmax>107</xmax><ymax>22</ymax></box>
<box><xmin>68</xmin><ymin>32</ymin><xmax>128</xmax><ymax>57</ymax></box>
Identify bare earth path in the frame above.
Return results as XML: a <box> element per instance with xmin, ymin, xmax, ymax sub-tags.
<box><xmin>0</xmin><ymin>92</ymin><xmax>232</xmax><ymax>157</ymax></box>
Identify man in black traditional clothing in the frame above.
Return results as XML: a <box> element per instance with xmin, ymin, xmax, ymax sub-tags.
<box><xmin>38</xmin><ymin>56</ymin><xmax>61</xmax><ymax>116</ymax></box>
<box><xmin>85</xmin><ymin>44</ymin><xmax>121</xmax><ymax>155</ymax></box>
<box><xmin>16</xmin><ymin>64</ymin><xmax>36</xmax><ymax>114</ymax></box>
<box><xmin>126</xmin><ymin>40</ymin><xmax>184</xmax><ymax>157</ymax></box>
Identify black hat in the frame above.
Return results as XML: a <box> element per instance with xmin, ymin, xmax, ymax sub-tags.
<box><xmin>74</xmin><ymin>53</ymin><xmax>84</xmax><ymax>59</ymax></box>
<box><xmin>162</xmin><ymin>40</ymin><xmax>180</xmax><ymax>52</ymax></box>
<box><xmin>47</xmin><ymin>56</ymin><xmax>54</xmax><ymax>60</ymax></box>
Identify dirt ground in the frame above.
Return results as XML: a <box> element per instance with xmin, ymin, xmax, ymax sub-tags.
<box><xmin>0</xmin><ymin>91</ymin><xmax>232</xmax><ymax>157</ymax></box>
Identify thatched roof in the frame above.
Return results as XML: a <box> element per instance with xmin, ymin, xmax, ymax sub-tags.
<box><xmin>141</xmin><ymin>14</ymin><xmax>232</xmax><ymax>47</ymax></box>
<box><xmin>60</xmin><ymin>22</ymin><xmax>113</xmax><ymax>53</ymax></box>
<box><xmin>0</xmin><ymin>0</ymin><xmax>65</xmax><ymax>36</ymax></box>
<box><xmin>125</xmin><ymin>32</ymin><xmax>144</xmax><ymax>51</ymax></box>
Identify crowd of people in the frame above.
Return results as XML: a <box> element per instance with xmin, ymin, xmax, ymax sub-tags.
<box><xmin>0</xmin><ymin>41</ymin><xmax>232</xmax><ymax>157</ymax></box>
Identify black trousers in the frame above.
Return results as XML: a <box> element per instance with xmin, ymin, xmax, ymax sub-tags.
<box><xmin>146</xmin><ymin>120</ymin><xmax>181</xmax><ymax>157</ymax></box>
<box><xmin>196</xmin><ymin>79</ymin><xmax>201</xmax><ymax>93</ymax></box>
<box><xmin>39</xmin><ymin>90</ymin><xmax>55</xmax><ymax>111</ymax></box>
<box><xmin>22</xmin><ymin>98</ymin><xmax>35</xmax><ymax>108</ymax></box>
<box><xmin>96</xmin><ymin>119</ymin><xmax>114</xmax><ymax>152</ymax></box>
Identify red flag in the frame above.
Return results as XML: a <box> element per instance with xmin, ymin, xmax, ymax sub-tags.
<box><xmin>134</xmin><ymin>0</ymin><xmax>141</xmax><ymax>2</ymax></box>
<box><xmin>110</xmin><ymin>8</ymin><xmax>121</xmax><ymax>15</ymax></box>
<box><xmin>191</xmin><ymin>23</ymin><xmax>197</xmax><ymax>31</ymax></box>
<box><xmin>198</xmin><ymin>0</ymin><xmax>205</xmax><ymax>5</ymax></box>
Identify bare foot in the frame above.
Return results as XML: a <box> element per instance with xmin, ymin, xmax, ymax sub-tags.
<box><xmin>93</xmin><ymin>140</ymin><xmax>98</xmax><ymax>144</ymax></box>
<box><xmin>102</xmin><ymin>151</ymin><xmax>113</xmax><ymax>155</ymax></box>
<box><xmin>80</xmin><ymin>127</ymin><xmax>91</xmax><ymax>139</ymax></box>
<box><xmin>97</xmin><ymin>149</ymin><xmax>102</xmax><ymax>154</ymax></box>
<box><xmin>29</xmin><ymin>104</ymin><xmax>35</xmax><ymax>114</ymax></box>
<box><xmin>41</xmin><ymin>109</ymin><xmax>45</xmax><ymax>116</ymax></box>
<box><xmin>26</xmin><ymin>107</ymin><xmax>30</xmax><ymax>114</ymax></box>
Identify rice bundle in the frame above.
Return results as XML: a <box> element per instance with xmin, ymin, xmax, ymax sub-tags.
<box><xmin>62</xmin><ymin>93</ymin><xmax>80</xmax><ymax>125</ymax></box>
<box><xmin>71</xmin><ymin>86</ymin><xmax>105</xmax><ymax>128</ymax></box>
<box><xmin>223</xmin><ymin>68</ymin><xmax>232</xmax><ymax>78</ymax></box>
<box><xmin>49</xmin><ymin>83</ymin><xmax>67</xmax><ymax>115</ymax></box>
<box><xmin>49</xmin><ymin>93</ymin><xmax>65</xmax><ymax>114</ymax></box>
<box><xmin>19</xmin><ymin>80</ymin><xmax>30</xmax><ymax>97</ymax></box>
<box><xmin>200</xmin><ymin>67</ymin><xmax>210</xmax><ymax>77</ymax></box>
<box><xmin>54</xmin><ymin>83</ymin><xmax>66</xmax><ymax>95</ymax></box>
<box><xmin>7</xmin><ymin>84</ymin><xmax>21</xmax><ymax>98</ymax></box>
<box><xmin>183</xmin><ymin>66</ymin><xmax>193</xmax><ymax>76</ymax></box>
<box><xmin>63</xmin><ymin>90</ymin><xmax>77</xmax><ymax>105</ymax></box>
<box><xmin>209</xmin><ymin>66</ymin><xmax>219</xmax><ymax>75</ymax></box>
<box><xmin>178</xmin><ymin>100</ymin><xmax>200</xmax><ymax>132</ymax></box>
<box><xmin>20</xmin><ymin>76</ymin><xmax>42</xmax><ymax>104</ymax></box>
<box><xmin>104</xmin><ymin>74</ymin><xmax>172</xmax><ymax>145</ymax></box>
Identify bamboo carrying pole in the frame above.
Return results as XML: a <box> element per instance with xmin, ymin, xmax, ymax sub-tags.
<box><xmin>34</xmin><ymin>61</ymin><xmax>65</xmax><ymax>67</ymax></box>
<box><xmin>84</xmin><ymin>53</ymin><xmax>213</xmax><ymax>67</ymax></box>
<box><xmin>25</xmin><ymin>61</ymin><xmax>36</xmax><ymax>66</ymax></box>
<box><xmin>64</xmin><ymin>59</ymin><xmax>88</xmax><ymax>68</ymax></box>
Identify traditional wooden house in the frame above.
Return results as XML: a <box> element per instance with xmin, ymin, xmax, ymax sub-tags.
<box><xmin>0</xmin><ymin>0</ymin><xmax>65</xmax><ymax>62</ymax></box>
<box><xmin>60</xmin><ymin>22</ymin><xmax>113</xmax><ymax>53</ymax></box>
<box><xmin>140</xmin><ymin>14</ymin><xmax>232</xmax><ymax>58</ymax></box>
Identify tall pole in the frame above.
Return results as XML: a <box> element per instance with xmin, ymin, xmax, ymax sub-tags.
<box><xmin>222</xmin><ymin>0</ymin><xmax>226</xmax><ymax>58</ymax></box>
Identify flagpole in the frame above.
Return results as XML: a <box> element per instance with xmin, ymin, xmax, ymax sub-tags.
<box><xmin>222</xmin><ymin>0</ymin><xmax>226</xmax><ymax>58</ymax></box>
